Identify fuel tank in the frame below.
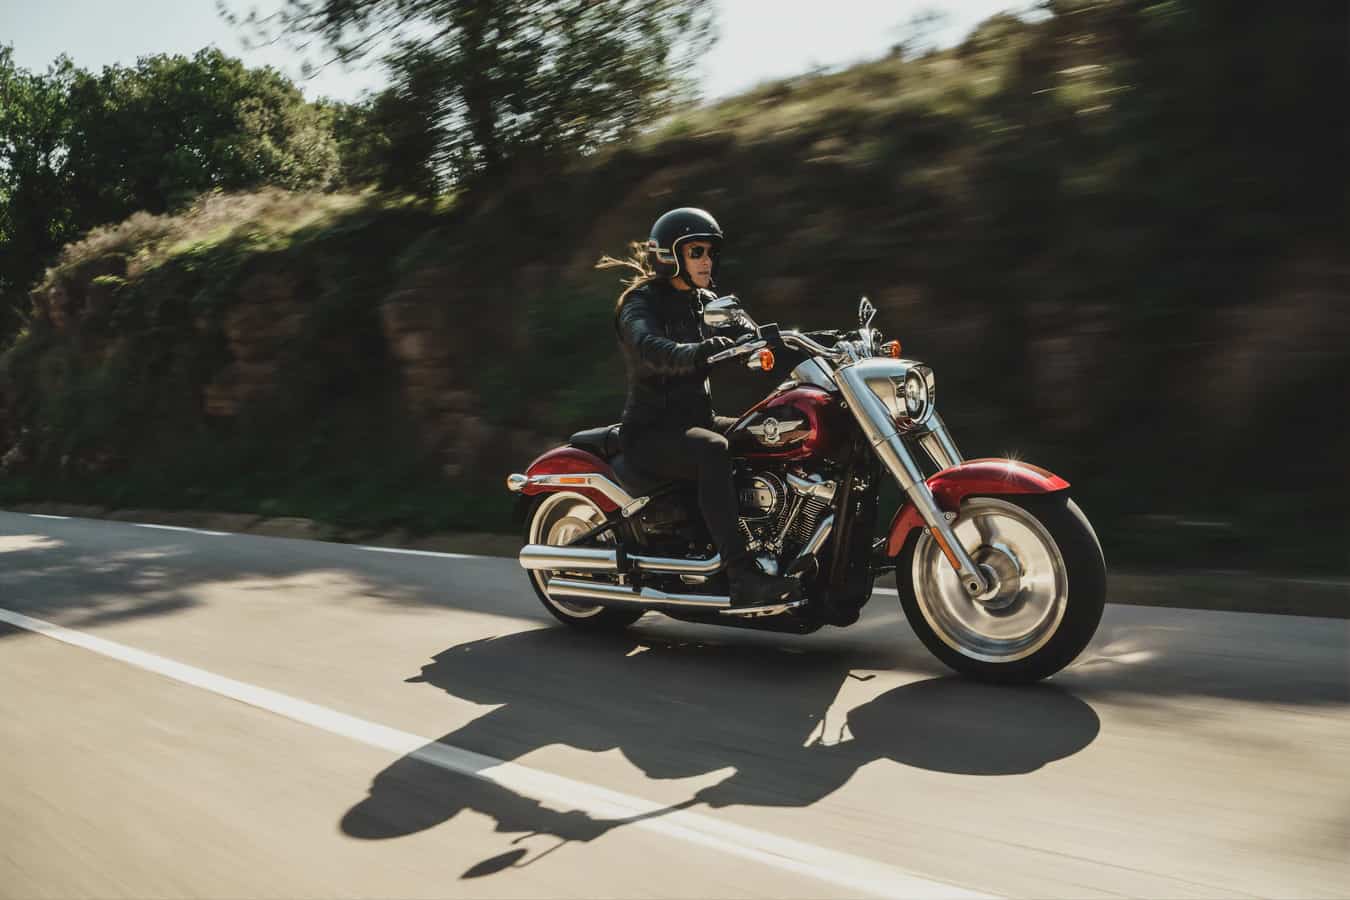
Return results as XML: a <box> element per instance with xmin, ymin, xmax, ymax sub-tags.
<box><xmin>728</xmin><ymin>383</ymin><xmax>849</xmax><ymax>462</ymax></box>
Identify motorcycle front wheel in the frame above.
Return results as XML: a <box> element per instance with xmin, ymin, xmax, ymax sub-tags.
<box><xmin>896</xmin><ymin>494</ymin><xmax>1105</xmax><ymax>683</ymax></box>
<box><xmin>525</xmin><ymin>492</ymin><xmax>644</xmax><ymax>631</ymax></box>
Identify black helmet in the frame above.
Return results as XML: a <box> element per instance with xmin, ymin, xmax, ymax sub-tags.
<box><xmin>646</xmin><ymin>207</ymin><xmax>723</xmax><ymax>281</ymax></box>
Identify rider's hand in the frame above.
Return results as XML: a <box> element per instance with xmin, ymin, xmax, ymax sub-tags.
<box><xmin>696</xmin><ymin>336</ymin><xmax>736</xmax><ymax>365</ymax></box>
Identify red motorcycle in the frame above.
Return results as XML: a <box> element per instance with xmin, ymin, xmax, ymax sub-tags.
<box><xmin>507</xmin><ymin>297</ymin><xmax>1106</xmax><ymax>683</ymax></box>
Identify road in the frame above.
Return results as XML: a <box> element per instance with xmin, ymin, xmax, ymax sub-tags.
<box><xmin>1</xmin><ymin>511</ymin><xmax>1346</xmax><ymax>898</ymax></box>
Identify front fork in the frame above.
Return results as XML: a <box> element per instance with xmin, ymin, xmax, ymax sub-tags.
<box><xmin>834</xmin><ymin>370</ymin><xmax>990</xmax><ymax>597</ymax></box>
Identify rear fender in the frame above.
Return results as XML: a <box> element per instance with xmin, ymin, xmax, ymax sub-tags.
<box><xmin>519</xmin><ymin>447</ymin><xmax>625</xmax><ymax>513</ymax></box>
<box><xmin>885</xmin><ymin>458</ymin><xmax>1070</xmax><ymax>558</ymax></box>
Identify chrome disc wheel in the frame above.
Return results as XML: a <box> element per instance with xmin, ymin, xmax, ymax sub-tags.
<box><xmin>528</xmin><ymin>492</ymin><xmax>610</xmax><ymax>619</ymax></box>
<box><xmin>912</xmin><ymin>496</ymin><xmax>1068</xmax><ymax>663</ymax></box>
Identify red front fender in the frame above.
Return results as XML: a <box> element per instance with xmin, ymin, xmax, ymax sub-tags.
<box><xmin>520</xmin><ymin>446</ymin><xmax>622</xmax><ymax>512</ymax></box>
<box><xmin>884</xmin><ymin>458</ymin><xmax>1070</xmax><ymax>558</ymax></box>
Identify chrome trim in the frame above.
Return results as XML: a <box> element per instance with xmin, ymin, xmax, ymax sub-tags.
<box><xmin>794</xmin><ymin>513</ymin><xmax>834</xmax><ymax>561</ymax></box>
<box><xmin>518</xmin><ymin>545</ymin><xmax>618</xmax><ymax>571</ymax></box>
<box><xmin>780</xmin><ymin>329</ymin><xmax>840</xmax><ymax>360</ymax></box>
<box><xmin>518</xmin><ymin>544</ymin><xmax>725</xmax><ymax>575</ymax></box>
<box><xmin>620</xmin><ymin>495</ymin><xmax>652</xmax><ymax>518</ymax></box>
<box><xmin>721</xmin><ymin>597</ymin><xmax>806</xmax><ymax>618</ymax></box>
<box><xmin>705</xmin><ymin>338</ymin><xmax>767</xmax><ymax>365</ymax></box>
<box><xmin>927</xmin><ymin>413</ymin><xmax>964</xmax><ymax>466</ymax></box>
<box><xmin>506</xmin><ymin>473</ymin><xmax>528</xmax><ymax>492</ymax></box>
<box><xmin>912</xmin><ymin>497</ymin><xmax>1068</xmax><ymax>662</ymax></box>
<box><xmin>546</xmin><ymin>578</ymin><xmax>732</xmax><ymax>610</ymax></box>
<box><xmin>835</xmin><ymin>363</ymin><xmax>989</xmax><ymax>596</ymax></box>
<box><xmin>519</xmin><ymin>473</ymin><xmax>635</xmax><ymax>509</ymax></box>
<box><xmin>702</xmin><ymin>296</ymin><xmax>743</xmax><ymax>328</ymax></box>
<box><xmin>789</xmin><ymin>357</ymin><xmax>835</xmax><ymax>390</ymax></box>
<box><xmin>634</xmin><ymin>551</ymin><xmax>724</xmax><ymax>574</ymax></box>
<box><xmin>747</xmin><ymin>418</ymin><xmax>804</xmax><ymax>445</ymax></box>
<box><xmin>785</xmin><ymin>473</ymin><xmax>836</xmax><ymax>501</ymax></box>
<box><xmin>857</xmin><ymin>296</ymin><xmax>877</xmax><ymax>329</ymax></box>
<box><xmin>842</xmin><ymin>358</ymin><xmax>935</xmax><ymax>433</ymax></box>
<box><xmin>917</xmin><ymin>414</ymin><xmax>963</xmax><ymax>471</ymax></box>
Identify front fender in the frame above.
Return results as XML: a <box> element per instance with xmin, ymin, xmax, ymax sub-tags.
<box><xmin>884</xmin><ymin>458</ymin><xmax>1070</xmax><ymax>558</ymax></box>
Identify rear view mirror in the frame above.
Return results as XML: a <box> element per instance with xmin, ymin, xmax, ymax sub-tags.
<box><xmin>704</xmin><ymin>295</ymin><xmax>746</xmax><ymax>328</ymax></box>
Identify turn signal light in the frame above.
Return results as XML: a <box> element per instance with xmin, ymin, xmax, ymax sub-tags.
<box><xmin>557</xmin><ymin>476</ymin><xmax>587</xmax><ymax>485</ymax></box>
<box><xmin>755</xmin><ymin>348</ymin><xmax>776</xmax><ymax>371</ymax></box>
<box><xmin>881</xmin><ymin>340</ymin><xmax>902</xmax><ymax>358</ymax></box>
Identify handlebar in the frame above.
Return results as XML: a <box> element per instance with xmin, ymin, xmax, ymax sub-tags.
<box><xmin>705</xmin><ymin>338</ymin><xmax>767</xmax><ymax>365</ymax></box>
<box><xmin>704</xmin><ymin>329</ymin><xmax>848</xmax><ymax>367</ymax></box>
<box><xmin>778</xmin><ymin>329</ymin><xmax>841</xmax><ymax>360</ymax></box>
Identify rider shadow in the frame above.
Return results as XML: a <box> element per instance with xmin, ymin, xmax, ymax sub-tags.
<box><xmin>340</xmin><ymin>627</ymin><xmax>1100</xmax><ymax>877</ymax></box>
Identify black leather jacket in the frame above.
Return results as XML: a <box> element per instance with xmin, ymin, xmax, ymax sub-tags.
<box><xmin>615</xmin><ymin>280</ymin><xmax>716</xmax><ymax>433</ymax></box>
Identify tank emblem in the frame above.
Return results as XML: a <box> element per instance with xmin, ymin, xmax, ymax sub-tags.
<box><xmin>747</xmin><ymin>417</ymin><xmax>803</xmax><ymax>445</ymax></box>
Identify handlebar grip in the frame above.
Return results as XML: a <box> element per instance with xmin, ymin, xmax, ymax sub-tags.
<box><xmin>706</xmin><ymin>339</ymin><xmax>767</xmax><ymax>365</ymax></box>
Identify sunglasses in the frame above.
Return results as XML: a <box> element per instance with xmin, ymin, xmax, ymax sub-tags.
<box><xmin>684</xmin><ymin>244</ymin><xmax>719</xmax><ymax>260</ymax></box>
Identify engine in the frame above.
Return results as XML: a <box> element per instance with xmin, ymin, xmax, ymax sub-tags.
<box><xmin>735</xmin><ymin>465</ymin><xmax>837</xmax><ymax>568</ymax></box>
<box><xmin>630</xmin><ymin>464</ymin><xmax>838</xmax><ymax>567</ymax></box>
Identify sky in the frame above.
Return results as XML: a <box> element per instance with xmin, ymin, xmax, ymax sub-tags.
<box><xmin>3</xmin><ymin>0</ymin><xmax>1026</xmax><ymax>103</ymax></box>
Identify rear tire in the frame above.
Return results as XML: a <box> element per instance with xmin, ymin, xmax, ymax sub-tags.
<box><xmin>896</xmin><ymin>494</ymin><xmax>1105</xmax><ymax>683</ymax></box>
<box><xmin>525</xmin><ymin>493</ymin><xmax>643</xmax><ymax>631</ymax></box>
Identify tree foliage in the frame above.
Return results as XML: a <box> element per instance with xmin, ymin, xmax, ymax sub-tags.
<box><xmin>0</xmin><ymin>46</ymin><xmax>341</xmax><ymax>335</ymax></box>
<box><xmin>62</xmin><ymin>49</ymin><xmax>340</xmax><ymax>218</ymax></box>
<box><xmin>0</xmin><ymin>49</ymin><xmax>77</xmax><ymax>307</ymax></box>
<box><xmin>244</xmin><ymin>0</ymin><xmax>715</xmax><ymax>183</ymax></box>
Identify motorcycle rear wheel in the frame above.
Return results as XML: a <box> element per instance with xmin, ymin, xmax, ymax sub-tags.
<box><xmin>896</xmin><ymin>494</ymin><xmax>1105</xmax><ymax>683</ymax></box>
<box><xmin>525</xmin><ymin>492</ymin><xmax>643</xmax><ymax>630</ymax></box>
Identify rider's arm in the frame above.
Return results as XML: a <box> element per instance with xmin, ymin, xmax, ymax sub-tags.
<box><xmin>617</xmin><ymin>295</ymin><xmax>707</xmax><ymax>376</ymax></box>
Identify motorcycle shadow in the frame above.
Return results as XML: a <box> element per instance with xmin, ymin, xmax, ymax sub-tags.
<box><xmin>340</xmin><ymin>627</ymin><xmax>1099</xmax><ymax>874</ymax></box>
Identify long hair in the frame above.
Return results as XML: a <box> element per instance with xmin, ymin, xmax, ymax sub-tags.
<box><xmin>596</xmin><ymin>241</ymin><xmax>661</xmax><ymax>319</ymax></box>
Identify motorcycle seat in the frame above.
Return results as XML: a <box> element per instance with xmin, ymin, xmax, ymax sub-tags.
<box><xmin>609</xmin><ymin>452</ymin><xmax>672</xmax><ymax>499</ymax></box>
<box><xmin>569</xmin><ymin>423</ymin><xmax>676</xmax><ymax>498</ymax></box>
<box><xmin>568</xmin><ymin>424</ymin><xmax>623</xmax><ymax>459</ymax></box>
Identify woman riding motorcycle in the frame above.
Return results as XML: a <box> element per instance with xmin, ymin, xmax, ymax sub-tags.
<box><xmin>599</xmin><ymin>208</ymin><xmax>802</xmax><ymax>609</ymax></box>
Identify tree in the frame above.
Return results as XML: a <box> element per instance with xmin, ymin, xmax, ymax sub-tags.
<box><xmin>0</xmin><ymin>48</ymin><xmax>80</xmax><ymax>336</ymax></box>
<box><xmin>0</xmin><ymin>47</ymin><xmax>344</xmax><ymax>338</ymax></box>
<box><xmin>325</xmin><ymin>85</ymin><xmax>444</xmax><ymax>195</ymax></box>
<box><xmin>62</xmin><ymin>48</ymin><xmax>340</xmax><ymax>219</ymax></box>
<box><xmin>233</xmin><ymin>0</ymin><xmax>716</xmax><ymax>183</ymax></box>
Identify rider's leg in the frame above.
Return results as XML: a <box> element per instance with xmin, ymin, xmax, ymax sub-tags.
<box><xmin>623</xmin><ymin>426</ymin><xmax>802</xmax><ymax>606</ymax></box>
<box><xmin>625</xmin><ymin>425</ymin><xmax>747</xmax><ymax>563</ymax></box>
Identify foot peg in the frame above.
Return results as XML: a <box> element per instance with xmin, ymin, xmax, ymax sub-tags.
<box><xmin>720</xmin><ymin>597</ymin><xmax>806</xmax><ymax>618</ymax></box>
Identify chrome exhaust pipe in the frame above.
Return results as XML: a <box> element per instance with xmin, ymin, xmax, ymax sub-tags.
<box><xmin>517</xmin><ymin>546</ymin><xmax>616</xmax><ymax>571</ymax></box>
<box><xmin>546</xmin><ymin>578</ymin><xmax>731</xmax><ymax>610</ymax></box>
<box><xmin>518</xmin><ymin>544</ymin><xmax>724</xmax><ymax>575</ymax></box>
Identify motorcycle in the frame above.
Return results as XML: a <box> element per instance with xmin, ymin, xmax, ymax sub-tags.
<box><xmin>506</xmin><ymin>296</ymin><xmax>1106</xmax><ymax>683</ymax></box>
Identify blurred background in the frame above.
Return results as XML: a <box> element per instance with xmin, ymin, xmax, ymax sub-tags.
<box><xmin>0</xmin><ymin>0</ymin><xmax>1344</xmax><ymax>572</ymax></box>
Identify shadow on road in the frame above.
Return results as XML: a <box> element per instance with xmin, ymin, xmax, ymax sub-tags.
<box><xmin>0</xmin><ymin>518</ymin><xmax>525</xmax><ymax>638</ymax></box>
<box><xmin>340</xmin><ymin>627</ymin><xmax>1100</xmax><ymax>878</ymax></box>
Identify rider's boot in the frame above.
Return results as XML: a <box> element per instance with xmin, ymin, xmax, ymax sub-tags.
<box><xmin>726</xmin><ymin>559</ymin><xmax>804</xmax><ymax>609</ymax></box>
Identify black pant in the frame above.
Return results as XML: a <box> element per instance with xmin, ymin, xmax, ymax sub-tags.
<box><xmin>622</xmin><ymin>417</ymin><xmax>747</xmax><ymax>566</ymax></box>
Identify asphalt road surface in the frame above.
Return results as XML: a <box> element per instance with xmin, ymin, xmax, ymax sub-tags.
<box><xmin>2</xmin><ymin>511</ymin><xmax>1347</xmax><ymax>898</ymax></box>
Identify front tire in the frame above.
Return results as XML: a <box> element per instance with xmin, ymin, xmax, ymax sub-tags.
<box><xmin>896</xmin><ymin>494</ymin><xmax>1105</xmax><ymax>683</ymax></box>
<box><xmin>525</xmin><ymin>492</ymin><xmax>643</xmax><ymax>631</ymax></box>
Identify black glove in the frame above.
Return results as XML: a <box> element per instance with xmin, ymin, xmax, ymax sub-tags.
<box><xmin>695</xmin><ymin>336</ymin><xmax>737</xmax><ymax>366</ymax></box>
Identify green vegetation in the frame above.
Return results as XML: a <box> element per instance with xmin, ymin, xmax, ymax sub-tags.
<box><xmin>244</xmin><ymin>0</ymin><xmax>714</xmax><ymax>182</ymax></box>
<box><xmin>1</xmin><ymin>1</ymin><xmax>1344</xmax><ymax>571</ymax></box>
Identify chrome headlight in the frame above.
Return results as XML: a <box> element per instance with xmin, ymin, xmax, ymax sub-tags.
<box><xmin>901</xmin><ymin>370</ymin><xmax>930</xmax><ymax>421</ymax></box>
<box><xmin>856</xmin><ymin>359</ymin><xmax>936</xmax><ymax>432</ymax></box>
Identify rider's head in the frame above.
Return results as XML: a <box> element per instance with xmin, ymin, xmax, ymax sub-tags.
<box><xmin>646</xmin><ymin>207</ymin><xmax>722</xmax><ymax>292</ymax></box>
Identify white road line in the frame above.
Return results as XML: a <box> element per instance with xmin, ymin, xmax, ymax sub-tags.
<box><xmin>0</xmin><ymin>606</ymin><xmax>991</xmax><ymax>900</ymax></box>
<box><xmin>356</xmin><ymin>545</ymin><xmax>487</xmax><ymax>560</ymax></box>
<box><xmin>26</xmin><ymin>513</ymin><xmax>70</xmax><ymax>520</ymax></box>
<box><xmin>129</xmin><ymin>523</ymin><xmax>231</xmax><ymax>537</ymax></box>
